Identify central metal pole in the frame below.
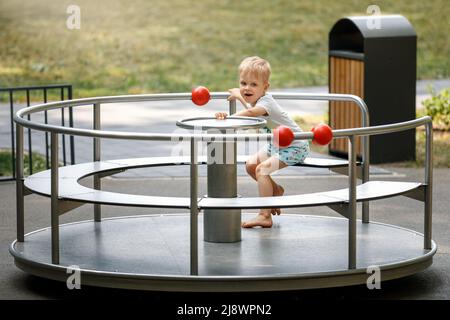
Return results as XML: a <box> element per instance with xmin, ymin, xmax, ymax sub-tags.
<box><xmin>204</xmin><ymin>131</ymin><xmax>241</xmax><ymax>243</ymax></box>
<box><xmin>229</xmin><ymin>99</ymin><xmax>236</xmax><ymax>115</ymax></box>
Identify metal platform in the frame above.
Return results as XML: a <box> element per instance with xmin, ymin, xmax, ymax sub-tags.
<box><xmin>23</xmin><ymin>157</ymin><xmax>404</xmax><ymax>210</ymax></box>
<box><xmin>23</xmin><ymin>155</ymin><xmax>359</xmax><ymax>197</ymax></box>
<box><xmin>10</xmin><ymin>214</ymin><xmax>436</xmax><ymax>292</ymax></box>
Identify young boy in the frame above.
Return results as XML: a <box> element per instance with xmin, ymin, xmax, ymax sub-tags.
<box><xmin>215</xmin><ymin>56</ymin><xmax>310</xmax><ymax>228</ymax></box>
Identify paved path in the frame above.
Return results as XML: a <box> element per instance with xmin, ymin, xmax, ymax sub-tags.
<box><xmin>0</xmin><ymin>167</ymin><xmax>449</xmax><ymax>300</ymax></box>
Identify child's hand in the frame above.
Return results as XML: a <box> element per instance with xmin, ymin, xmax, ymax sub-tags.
<box><xmin>215</xmin><ymin>112</ymin><xmax>228</xmax><ymax>120</ymax></box>
<box><xmin>227</xmin><ymin>88</ymin><xmax>241</xmax><ymax>101</ymax></box>
<box><xmin>228</xmin><ymin>88</ymin><xmax>250</xmax><ymax>109</ymax></box>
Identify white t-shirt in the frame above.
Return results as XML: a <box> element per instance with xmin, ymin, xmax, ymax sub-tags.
<box><xmin>254</xmin><ymin>93</ymin><xmax>307</xmax><ymax>148</ymax></box>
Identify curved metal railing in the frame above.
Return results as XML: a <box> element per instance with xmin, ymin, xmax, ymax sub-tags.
<box><xmin>13</xmin><ymin>92</ymin><xmax>432</xmax><ymax>273</ymax></box>
<box><xmin>14</xmin><ymin>92</ymin><xmax>369</xmax><ymax>141</ymax></box>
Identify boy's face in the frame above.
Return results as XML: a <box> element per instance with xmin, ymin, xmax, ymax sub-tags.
<box><xmin>239</xmin><ymin>71</ymin><xmax>269</xmax><ymax>105</ymax></box>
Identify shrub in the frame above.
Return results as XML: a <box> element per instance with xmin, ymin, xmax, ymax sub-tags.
<box><xmin>422</xmin><ymin>86</ymin><xmax>450</xmax><ymax>130</ymax></box>
<box><xmin>0</xmin><ymin>150</ymin><xmax>47</xmax><ymax>176</ymax></box>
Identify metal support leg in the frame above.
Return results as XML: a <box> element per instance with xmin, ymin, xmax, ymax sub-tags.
<box><xmin>68</xmin><ymin>86</ymin><xmax>75</xmax><ymax>165</ymax></box>
<box><xmin>424</xmin><ymin>123</ymin><xmax>433</xmax><ymax>249</ymax></box>
<box><xmin>362</xmin><ymin>132</ymin><xmax>370</xmax><ymax>223</ymax></box>
<box><xmin>51</xmin><ymin>132</ymin><xmax>60</xmax><ymax>264</ymax></box>
<box><xmin>190</xmin><ymin>138</ymin><xmax>198</xmax><ymax>275</ymax></box>
<box><xmin>93</xmin><ymin>103</ymin><xmax>101</xmax><ymax>222</ymax></box>
<box><xmin>348</xmin><ymin>136</ymin><xmax>357</xmax><ymax>269</ymax></box>
<box><xmin>362</xmin><ymin>202</ymin><xmax>369</xmax><ymax>223</ymax></box>
<box><xmin>16</xmin><ymin>124</ymin><xmax>24</xmax><ymax>242</ymax></box>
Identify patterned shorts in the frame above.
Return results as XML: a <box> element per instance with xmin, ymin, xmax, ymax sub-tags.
<box><xmin>263</xmin><ymin>142</ymin><xmax>310</xmax><ymax>166</ymax></box>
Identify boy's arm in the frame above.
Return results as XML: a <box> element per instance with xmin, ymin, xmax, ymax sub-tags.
<box><xmin>215</xmin><ymin>106</ymin><xmax>267</xmax><ymax>120</ymax></box>
<box><xmin>233</xmin><ymin>106</ymin><xmax>267</xmax><ymax>117</ymax></box>
<box><xmin>237</xmin><ymin>96</ymin><xmax>251</xmax><ymax>110</ymax></box>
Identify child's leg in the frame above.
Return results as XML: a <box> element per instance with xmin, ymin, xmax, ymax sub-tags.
<box><xmin>242</xmin><ymin>156</ymin><xmax>287</xmax><ymax>228</ymax></box>
<box><xmin>246</xmin><ymin>150</ymin><xmax>284</xmax><ymax>215</ymax></box>
<box><xmin>271</xmin><ymin>180</ymin><xmax>284</xmax><ymax>215</ymax></box>
<box><xmin>245</xmin><ymin>149</ymin><xmax>270</xmax><ymax>180</ymax></box>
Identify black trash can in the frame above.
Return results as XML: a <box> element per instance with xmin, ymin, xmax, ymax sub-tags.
<box><xmin>328</xmin><ymin>15</ymin><xmax>417</xmax><ymax>163</ymax></box>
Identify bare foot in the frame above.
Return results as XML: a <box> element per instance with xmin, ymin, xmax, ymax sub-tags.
<box><xmin>241</xmin><ymin>214</ymin><xmax>273</xmax><ymax>228</ymax></box>
<box><xmin>271</xmin><ymin>184</ymin><xmax>285</xmax><ymax>215</ymax></box>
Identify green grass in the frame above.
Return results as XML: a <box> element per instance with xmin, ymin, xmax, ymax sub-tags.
<box><xmin>392</xmin><ymin>130</ymin><xmax>450</xmax><ymax>168</ymax></box>
<box><xmin>0</xmin><ymin>150</ymin><xmax>48</xmax><ymax>176</ymax></box>
<box><xmin>0</xmin><ymin>0</ymin><xmax>448</xmax><ymax>100</ymax></box>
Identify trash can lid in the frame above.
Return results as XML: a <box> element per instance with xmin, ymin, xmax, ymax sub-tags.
<box><xmin>330</xmin><ymin>15</ymin><xmax>416</xmax><ymax>39</ymax></box>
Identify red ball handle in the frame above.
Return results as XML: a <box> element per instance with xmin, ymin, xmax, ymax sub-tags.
<box><xmin>273</xmin><ymin>125</ymin><xmax>294</xmax><ymax>148</ymax></box>
<box><xmin>311</xmin><ymin>123</ymin><xmax>333</xmax><ymax>145</ymax></box>
<box><xmin>191</xmin><ymin>86</ymin><xmax>210</xmax><ymax>106</ymax></box>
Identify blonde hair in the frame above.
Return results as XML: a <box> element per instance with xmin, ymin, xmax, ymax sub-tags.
<box><xmin>238</xmin><ymin>56</ymin><xmax>271</xmax><ymax>83</ymax></box>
